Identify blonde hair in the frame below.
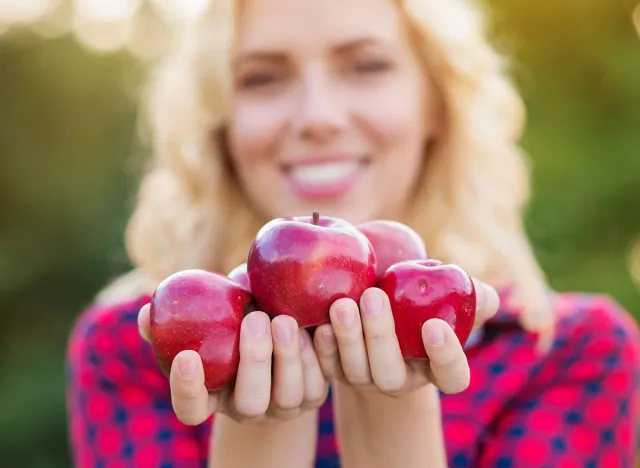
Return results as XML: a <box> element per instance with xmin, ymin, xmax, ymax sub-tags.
<box><xmin>101</xmin><ymin>0</ymin><xmax>555</xmax><ymax>346</ymax></box>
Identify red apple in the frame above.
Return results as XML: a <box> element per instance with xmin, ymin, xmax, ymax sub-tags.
<box><xmin>247</xmin><ymin>211</ymin><xmax>377</xmax><ymax>328</ymax></box>
<box><xmin>357</xmin><ymin>220</ymin><xmax>428</xmax><ymax>279</ymax></box>
<box><xmin>228</xmin><ymin>263</ymin><xmax>250</xmax><ymax>291</ymax></box>
<box><xmin>378</xmin><ymin>259</ymin><xmax>476</xmax><ymax>359</ymax></box>
<box><xmin>149</xmin><ymin>269</ymin><xmax>252</xmax><ymax>392</ymax></box>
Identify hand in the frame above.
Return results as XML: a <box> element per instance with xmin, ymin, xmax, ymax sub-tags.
<box><xmin>138</xmin><ymin>308</ymin><xmax>329</xmax><ymax>425</ymax></box>
<box><xmin>313</xmin><ymin>278</ymin><xmax>500</xmax><ymax>396</ymax></box>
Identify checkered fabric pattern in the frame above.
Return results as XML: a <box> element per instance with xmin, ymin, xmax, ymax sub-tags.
<box><xmin>66</xmin><ymin>291</ymin><xmax>640</xmax><ymax>467</ymax></box>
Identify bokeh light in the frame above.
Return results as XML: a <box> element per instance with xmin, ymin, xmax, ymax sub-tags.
<box><xmin>126</xmin><ymin>4</ymin><xmax>171</xmax><ymax>61</ymax></box>
<box><xmin>74</xmin><ymin>0</ymin><xmax>141</xmax><ymax>22</ymax></box>
<box><xmin>0</xmin><ymin>0</ymin><xmax>211</xmax><ymax>58</ymax></box>
<box><xmin>72</xmin><ymin>13</ymin><xmax>134</xmax><ymax>52</ymax></box>
<box><xmin>0</xmin><ymin>0</ymin><xmax>59</xmax><ymax>24</ymax></box>
<box><xmin>150</xmin><ymin>0</ymin><xmax>210</xmax><ymax>23</ymax></box>
<box><xmin>1</xmin><ymin>0</ymin><xmax>637</xmax><ymax>59</ymax></box>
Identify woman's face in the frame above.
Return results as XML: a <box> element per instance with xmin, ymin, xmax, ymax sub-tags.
<box><xmin>227</xmin><ymin>0</ymin><xmax>442</xmax><ymax>224</ymax></box>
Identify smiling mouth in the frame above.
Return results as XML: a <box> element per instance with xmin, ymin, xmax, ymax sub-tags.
<box><xmin>281</xmin><ymin>156</ymin><xmax>371</xmax><ymax>199</ymax></box>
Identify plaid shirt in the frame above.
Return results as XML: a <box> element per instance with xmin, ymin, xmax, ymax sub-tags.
<box><xmin>67</xmin><ymin>290</ymin><xmax>640</xmax><ymax>467</ymax></box>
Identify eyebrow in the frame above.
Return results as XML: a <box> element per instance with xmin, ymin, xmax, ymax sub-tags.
<box><xmin>233</xmin><ymin>37</ymin><xmax>388</xmax><ymax>66</ymax></box>
<box><xmin>333</xmin><ymin>37</ymin><xmax>388</xmax><ymax>53</ymax></box>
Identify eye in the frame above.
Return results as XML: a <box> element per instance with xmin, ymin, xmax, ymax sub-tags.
<box><xmin>352</xmin><ymin>59</ymin><xmax>392</xmax><ymax>74</ymax></box>
<box><xmin>238</xmin><ymin>72</ymin><xmax>282</xmax><ymax>89</ymax></box>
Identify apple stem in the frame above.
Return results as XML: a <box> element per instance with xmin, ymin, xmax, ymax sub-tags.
<box><xmin>312</xmin><ymin>211</ymin><xmax>320</xmax><ymax>225</ymax></box>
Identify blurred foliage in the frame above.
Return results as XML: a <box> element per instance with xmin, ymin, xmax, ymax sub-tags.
<box><xmin>0</xmin><ymin>0</ymin><xmax>639</xmax><ymax>466</ymax></box>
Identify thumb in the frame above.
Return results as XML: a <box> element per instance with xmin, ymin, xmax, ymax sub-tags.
<box><xmin>170</xmin><ymin>350</ymin><xmax>216</xmax><ymax>425</ymax></box>
<box><xmin>137</xmin><ymin>303</ymin><xmax>151</xmax><ymax>343</ymax></box>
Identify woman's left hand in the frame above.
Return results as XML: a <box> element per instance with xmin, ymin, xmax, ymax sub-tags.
<box><xmin>313</xmin><ymin>278</ymin><xmax>500</xmax><ymax>396</ymax></box>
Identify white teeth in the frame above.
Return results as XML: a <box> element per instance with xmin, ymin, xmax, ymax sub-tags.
<box><xmin>289</xmin><ymin>162</ymin><xmax>359</xmax><ymax>184</ymax></box>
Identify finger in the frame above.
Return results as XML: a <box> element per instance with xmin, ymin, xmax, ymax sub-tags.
<box><xmin>359</xmin><ymin>288</ymin><xmax>407</xmax><ymax>395</ymax></box>
<box><xmin>170</xmin><ymin>350</ymin><xmax>215</xmax><ymax>425</ymax></box>
<box><xmin>270</xmin><ymin>315</ymin><xmax>304</xmax><ymax>414</ymax></box>
<box><xmin>299</xmin><ymin>329</ymin><xmax>329</xmax><ymax>408</ymax></box>
<box><xmin>329</xmin><ymin>298</ymin><xmax>372</xmax><ymax>386</ymax></box>
<box><xmin>314</xmin><ymin>324</ymin><xmax>343</xmax><ymax>380</ymax></box>
<box><xmin>422</xmin><ymin>319</ymin><xmax>470</xmax><ymax>394</ymax></box>
<box><xmin>471</xmin><ymin>279</ymin><xmax>500</xmax><ymax>331</ymax></box>
<box><xmin>137</xmin><ymin>303</ymin><xmax>151</xmax><ymax>343</ymax></box>
<box><xmin>233</xmin><ymin>311</ymin><xmax>273</xmax><ymax>418</ymax></box>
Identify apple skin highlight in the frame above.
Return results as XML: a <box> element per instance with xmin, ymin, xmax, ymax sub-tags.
<box><xmin>247</xmin><ymin>212</ymin><xmax>377</xmax><ymax>328</ymax></box>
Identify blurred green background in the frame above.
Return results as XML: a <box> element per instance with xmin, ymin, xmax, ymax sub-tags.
<box><xmin>1</xmin><ymin>0</ymin><xmax>639</xmax><ymax>466</ymax></box>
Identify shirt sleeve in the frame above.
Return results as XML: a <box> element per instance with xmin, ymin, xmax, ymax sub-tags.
<box><xmin>66</xmin><ymin>299</ymin><xmax>212</xmax><ymax>468</ymax></box>
<box><xmin>478</xmin><ymin>296</ymin><xmax>640</xmax><ymax>468</ymax></box>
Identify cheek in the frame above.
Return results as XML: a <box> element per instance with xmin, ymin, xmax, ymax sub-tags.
<box><xmin>356</xmin><ymin>90</ymin><xmax>428</xmax><ymax>158</ymax></box>
<box><xmin>353</xmin><ymin>72</ymin><xmax>431</xmax><ymax>151</ymax></box>
<box><xmin>228</xmin><ymin>100</ymin><xmax>290</xmax><ymax>164</ymax></box>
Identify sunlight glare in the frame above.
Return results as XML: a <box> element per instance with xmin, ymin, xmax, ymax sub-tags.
<box><xmin>73</xmin><ymin>13</ymin><xmax>134</xmax><ymax>52</ymax></box>
<box><xmin>74</xmin><ymin>0</ymin><xmax>141</xmax><ymax>23</ymax></box>
<box><xmin>151</xmin><ymin>0</ymin><xmax>210</xmax><ymax>23</ymax></box>
<box><xmin>127</xmin><ymin>8</ymin><xmax>172</xmax><ymax>62</ymax></box>
<box><xmin>0</xmin><ymin>0</ymin><xmax>59</xmax><ymax>24</ymax></box>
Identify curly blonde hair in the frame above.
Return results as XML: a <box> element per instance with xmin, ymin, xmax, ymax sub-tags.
<box><xmin>101</xmin><ymin>0</ymin><xmax>555</xmax><ymax>344</ymax></box>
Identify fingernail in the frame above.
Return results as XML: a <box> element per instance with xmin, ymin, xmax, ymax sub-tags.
<box><xmin>424</xmin><ymin>321</ymin><xmax>446</xmax><ymax>346</ymax></box>
<box><xmin>299</xmin><ymin>331</ymin><xmax>308</xmax><ymax>349</ymax></box>
<box><xmin>178</xmin><ymin>356</ymin><xmax>196</xmax><ymax>379</ymax></box>
<box><xmin>337</xmin><ymin>303</ymin><xmax>354</xmax><ymax>327</ymax></box>
<box><xmin>275</xmin><ymin>319</ymin><xmax>293</xmax><ymax>344</ymax></box>
<box><xmin>247</xmin><ymin>313</ymin><xmax>268</xmax><ymax>338</ymax></box>
<box><xmin>363</xmin><ymin>289</ymin><xmax>383</xmax><ymax>316</ymax></box>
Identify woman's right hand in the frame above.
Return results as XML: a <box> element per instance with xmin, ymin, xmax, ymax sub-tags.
<box><xmin>137</xmin><ymin>306</ymin><xmax>330</xmax><ymax>425</ymax></box>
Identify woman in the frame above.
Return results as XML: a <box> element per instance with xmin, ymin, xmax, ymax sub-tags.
<box><xmin>66</xmin><ymin>0</ymin><xmax>640</xmax><ymax>466</ymax></box>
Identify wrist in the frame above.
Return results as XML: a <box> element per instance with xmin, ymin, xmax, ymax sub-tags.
<box><xmin>209</xmin><ymin>411</ymin><xmax>318</xmax><ymax>468</ymax></box>
<box><xmin>338</xmin><ymin>379</ymin><xmax>440</xmax><ymax>409</ymax></box>
<box><xmin>333</xmin><ymin>382</ymin><xmax>446</xmax><ymax>468</ymax></box>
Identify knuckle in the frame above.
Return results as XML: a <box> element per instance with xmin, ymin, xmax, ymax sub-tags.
<box><xmin>376</xmin><ymin>373</ymin><xmax>406</xmax><ymax>395</ymax></box>
<box><xmin>305</xmin><ymin>386</ymin><xmax>329</xmax><ymax>408</ymax></box>
<box><xmin>273</xmin><ymin>343</ymin><xmax>299</xmax><ymax>361</ymax></box>
<box><xmin>234</xmin><ymin>413</ymin><xmax>264</xmax><ymax>424</ymax></box>
<box><xmin>274</xmin><ymin>393</ymin><xmax>303</xmax><ymax>411</ymax></box>
<box><xmin>235</xmin><ymin>397</ymin><xmax>268</xmax><ymax>419</ymax></box>
<box><xmin>347</xmin><ymin>374</ymin><xmax>373</xmax><ymax>387</ymax></box>
<box><xmin>331</xmin><ymin>314</ymin><xmax>361</xmax><ymax>338</ymax></box>
<box><xmin>244</xmin><ymin>346</ymin><xmax>272</xmax><ymax>367</ymax></box>
<box><xmin>366</xmin><ymin>326</ymin><xmax>392</xmax><ymax>344</ymax></box>
<box><xmin>338</xmin><ymin>329</ymin><xmax>363</xmax><ymax>347</ymax></box>
<box><xmin>319</xmin><ymin>363</ymin><xmax>339</xmax><ymax>380</ymax></box>
<box><xmin>234</xmin><ymin>383</ymin><xmax>270</xmax><ymax>417</ymax></box>
<box><xmin>303</xmin><ymin>399</ymin><xmax>325</xmax><ymax>410</ymax></box>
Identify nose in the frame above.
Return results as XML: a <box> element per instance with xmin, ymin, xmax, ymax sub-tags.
<box><xmin>292</xmin><ymin>67</ymin><xmax>347</xmax><ymax>144</ymax></box>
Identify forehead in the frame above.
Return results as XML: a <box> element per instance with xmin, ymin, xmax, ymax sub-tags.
<box><xmin>235</xmin><ymin>0</ymin><xmax>407</xmax><ymax>53</ymax></box>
